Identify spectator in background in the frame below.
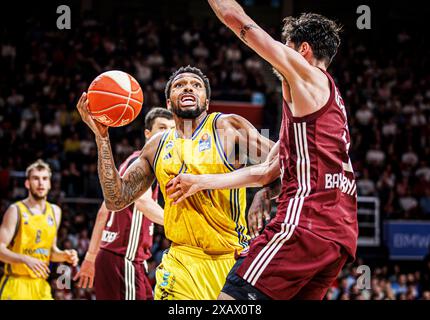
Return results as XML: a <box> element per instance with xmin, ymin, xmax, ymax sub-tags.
<box><xmin>366</xmin><ymin>144</ymin><xmax>386</xmax><ymax>167</ymax></box>
<box><xmin>357</xmin><ymin>168</ymin><xmax>376</xmax><ymax>196</ymax></box>
<box><xmin>420</xmin><ymin>188</ymin><xmax>430</xmax><ymax>215</ymax></box>
<box><xmin>43</xmin><ymin>119</ymin><xmax>62</xmax><ymax>138</ymax></box>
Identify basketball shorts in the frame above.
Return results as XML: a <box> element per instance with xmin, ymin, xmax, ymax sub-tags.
<box><xmin>222</xmin><ymin>224</ymin><xmax>349</xmax><ymax>300</ymax></box>
<box><xmin>0</xmin><ymin>275</ymin><xmax>53</xmax><ymax>300</ymax></box>
<box><xmin>154</xmin><ymin>244</ymin><xmax>236</xmax><ymax>300</ymax></box>
<box><xmin>95</xmin><ymin>249</ymin><xmax>153</xmax><ymax>300</ymax></box>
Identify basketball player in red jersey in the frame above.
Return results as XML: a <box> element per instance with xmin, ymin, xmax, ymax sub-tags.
<box><xmin>73</xmin><ymin>108</ymin><xmax>175</xmax><ymax>300</ymax></box>
<box><xmin>167</xmin><ymin>2</ymin><xmax>358</xmax><ymax>300</ymax></box>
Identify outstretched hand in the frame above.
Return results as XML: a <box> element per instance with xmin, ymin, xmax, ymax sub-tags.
<box><xmin>166</xmin><ymin>174</ymin><xmax>203</xmax><ymax>204</ymax></box>
<box><xmin>73</xmin><ymin>259</ymin><xmax>95</xmax><ymax>289</ymax></box>
<box><xmin>76</xmin><ymin>92</ymin><xmax>109</xmax><ymax>138</ymax></box>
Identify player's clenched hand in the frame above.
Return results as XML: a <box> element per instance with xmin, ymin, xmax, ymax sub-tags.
<box><xmin>22</xmin><ymin>255</ymin><xmax>51</xmax><ymax>279</ymax></box>
<box><xmin>64</xmin><ymin>249</ymin><xmax>79</xmax><ymax>267</ymax></box>
<box><xmin>166</xmin><ymin>174</ymin><xmax>203</xmax><ymax>204</ymax></box>
<box><xmin>247</xmin><ymin>188</ymin><xmax>271</xmax><ymax>238</ymax></box>
<box><xmin>76</xmin><ymin>92</ymin><xmax>108</xmax><ymax>138</ymax></box>
<box><xmin>73</xmin><ymin>259</ymin><xmax>95</xmax><ymax>289</ymax></box>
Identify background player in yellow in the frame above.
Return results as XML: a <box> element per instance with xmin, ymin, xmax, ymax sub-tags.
<box><xmin>0</xmin><ymin>160</ymin><xmax>79</xmax><ymax>300</ymax></box>
<box><xmin>76</xmin><ymin>65</ymin><xmax>274</xmax><ymax>299</ymax></box>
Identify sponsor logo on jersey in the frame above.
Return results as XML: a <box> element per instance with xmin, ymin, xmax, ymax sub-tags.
<box><xmin>165</xmin><ymin>140</ymin><xmax>174</xmax><ymax>151</ymax></box>
<box><xmin>163</xmin><ymin>141</ymin><xmax>174</xmax><ymax>160</ymax></box>
<box><xmin>160</xmin><ymin>271</ymin><xmax>171</xmax><ymax>287</ymax></box>
<box><xmin>198</xmin><ymin>133</ymin><xmax>211</xmax><ymax>152</ymax></box>
<box><xmin>47</xmin><ymin>215</ymin><xmax>54</xmax><ymax>226</ymax></box>
<box><xmin>23</xmin><ymin>248</ymin><xmax>50</xmax><ymax>257</ymax></box>
<box><xmin>35</xmin><ymin>230</ymin><xmax>42</xmax><ymax>244</ymax></box>
<box><xmin>325</xmin><ymin>172</ymin><xmax>356</xmax><ymax>195</ymax></box>
<box><xmin>22</xmin><ymin>212</ymin><xmax>29</xmax><ymax>225</ymax></box>
<box><xmin>101</xmin><ymin>230</ymin><xmax>118</xmax><ymax>243</ymax></box>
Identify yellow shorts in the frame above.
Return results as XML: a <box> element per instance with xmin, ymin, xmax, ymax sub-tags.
<box><xmin>0</xmin><ymin>275</ymin><xmax>53</xmax><ymax>300</ymax></box>
<box><xmin>154</xmin><ymin>244</ymin><xmax>236</xmax><ymax>300</ymax></box>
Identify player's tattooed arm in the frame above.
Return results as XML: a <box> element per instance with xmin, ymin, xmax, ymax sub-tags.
<box><xmin>96</xmin><ymin>134</ymin><xmax>159</xmax><ymax>211</ymax></box>
<box><xmin>208</xmin><ymin>0</ymin><xmax>259</xmax><ymax>42</ymax></box>
<box><xmin>239</xmin><ymin>23</ymin><xmax>258</xmax><ymax>43</ymax></box>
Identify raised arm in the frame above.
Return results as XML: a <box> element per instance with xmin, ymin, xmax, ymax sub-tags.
<box><xmin>208</xmin><ymin>0</ymin><xmax>314</xmax><ymax>82</ymax></box>
<box><xmin>208</xmin><ymin>1</ymin><xmax>331</xmax><ymax>117</ymax></box>
<box><xmin>76</xmin><ymin>93</ymin><xmax>158</xmax><ymax>211</ymax></box>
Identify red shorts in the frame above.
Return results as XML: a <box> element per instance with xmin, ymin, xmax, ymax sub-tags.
<box><xmin>95</xmin><ymin>249</ymin><xmax>153</xmax><ymax>300</ymax></box>
<box><xmin>235</xmin><ymin>222</ymin><xmax>348</xmax><ymax>300</ymax></box>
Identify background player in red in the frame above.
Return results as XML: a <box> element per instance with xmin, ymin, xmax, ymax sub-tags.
<box><xmin>74</xmin><ymin>107</ymin><xmax>175</xmax><ymax>300</ymax></box>
<box><xmin>167</xmin><ymin>1</ymin><xmax>358</xmax><ymax>300</ymax></box>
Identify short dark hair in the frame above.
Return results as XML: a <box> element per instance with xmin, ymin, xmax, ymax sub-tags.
<box><xmin>164</xmin><ymin>65</ymin><xmax>211</xmax><ymax>101</ymax></box>
<box><xmin>144</xmin><ymin>107</ymin><xmax>173</xmax><ymax>130</ymax></box>
<box><xmin>282</xmin><ymin>13</ymin><xmax>342</xmax><ymax>66</ymax></box>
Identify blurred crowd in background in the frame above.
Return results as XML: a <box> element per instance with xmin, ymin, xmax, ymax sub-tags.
<box><xmin>1</xmin><ymin>11</ymin><xmax>430</xmax><ymax>299</ymax></box>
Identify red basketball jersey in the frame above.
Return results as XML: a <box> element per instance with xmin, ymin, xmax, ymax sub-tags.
<box><xmin>277</xmin><ymin>69</ymin><xmax>358</xmax><ymax>259</ymax></box>
<box><xmin>100</xmin><ymin>151</ymin><xmax>158</xmax><ymax>262</ymax></box>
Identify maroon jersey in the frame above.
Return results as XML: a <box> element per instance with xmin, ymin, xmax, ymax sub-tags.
<box><xmin>100</xmin><ymin>151</ymin><xmax>158</xmax><ymax>263</ymax></box>
<box><xmin>277</xmin><ymin>69</ymin><xmax>358</xmax><ymax>259</ymax></box>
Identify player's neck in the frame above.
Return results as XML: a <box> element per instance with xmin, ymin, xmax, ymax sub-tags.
<box><xmin>25</xmin><ymin>196</ymin><xmax>47</xmax><ymax>211</ymax></box>
<box><xmin>311</xmin><ymin>59</ymin><xmax>327</xmax><ymax>70</ymax></box>
<box><xmin>174</xmin><ymin>112</ymin><xmax>207</xmax><ymax>139</ymax></box>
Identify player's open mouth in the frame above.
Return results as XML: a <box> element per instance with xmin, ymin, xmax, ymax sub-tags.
<box><xmin>180</xmin><ymin>94</ymin><xmax>197</xmax><ymax>107</ymax></box>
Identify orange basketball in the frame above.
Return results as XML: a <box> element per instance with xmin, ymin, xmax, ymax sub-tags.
<box><xmin>87</xmin><ymin>70</ymin><xmax>143</xmax><ymax>127</ymax></box>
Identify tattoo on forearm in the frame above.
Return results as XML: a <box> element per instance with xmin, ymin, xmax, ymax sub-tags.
<box><xmin>240</xmin><ymin>24</ymin><xmax>258</xmax><ymax>43</ymax></box>
<box><xmin>96</xmin><ymin>136</ymin><xmax>149</xmax><ymax>210</ymax></box>
<box><xmin>118</xmin><ymin>168</ymin><xmax>147</xmax><ymax>207</ymax></box>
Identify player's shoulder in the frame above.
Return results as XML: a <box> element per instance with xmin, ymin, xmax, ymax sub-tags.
<box><xmin>142</xmin><ymin>129</ymin><xmax>173</xmax><ymax>167</ymax></box>
<box><xmin>50</xmin><ymin>203</ymin><xmax>62</xmax><ymax>215</ymax></box>
<box><xmin>214</xmin><ymin>113</ymin><xmax>253</xmax><ymax>130</ymax></box>
<box><xmin>5</xmin><ymin>203</ymin><xmax>19</xmax><ymax>215</ymax></box>
<box><xmin>145</xmin><ymin>130</ymin><xmax>171</xmax><ymax>152</ymax></box>
<box><xmin>1</xmin><ymin>204</ymin><xmax>19</xmax><ymax>225</ymax></box>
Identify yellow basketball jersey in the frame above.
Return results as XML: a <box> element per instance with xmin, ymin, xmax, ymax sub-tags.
<box><xmin>154</xmin><ymin>112</ymin><xmax>250</xmax><ymax>255</ymax></box>
<box><xmin>5</xmin><ymin>201</ymin><xmax>57</xmax><ymax>278</ymax></box>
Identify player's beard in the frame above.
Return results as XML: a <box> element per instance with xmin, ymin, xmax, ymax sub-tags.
<box><xmin>171</xmin><ymin>99</ymin><xmax>207</xmax><ymax>119</ymax></box>
<box><xmin>29</xmin><ymin>188</ymin><xmax>48</xmax><ymax>201</ymax></box>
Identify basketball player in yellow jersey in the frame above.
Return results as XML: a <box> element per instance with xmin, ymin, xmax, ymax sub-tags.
<box><xmin>76</xmin><ymin>65</ymin><xmax>274</xmax><ymax>299</ymax></box>
<box><xmin>0</xmin><ymin>160</ymin><xmax>78</xmax><ymax>300</ymax></box>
